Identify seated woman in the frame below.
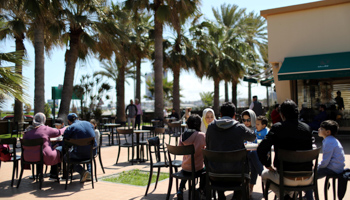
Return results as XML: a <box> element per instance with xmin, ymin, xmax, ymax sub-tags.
<box><xmin>177</xmin><ymin>114</ymin><xmax>206</xmax><ymax>200</ymax></box>
<box><xmin>90</xmin><ymin>119</ymin><xmax>100</xmax><ymax>146</ymax></box>
<box><xmin>200</xmin><ymin>108</ymin><xmax>216</xmax><ymax>133</ymax></box>
<box><xmin>23</xmin><ymin>113</ymin><xmax>66</xmax><ymax>178</ymax></box>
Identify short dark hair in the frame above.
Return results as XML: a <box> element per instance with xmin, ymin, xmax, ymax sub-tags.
<box><xmin>257</xmin><ymin>116</ymin><xmax>268</xmax><ymax>125</ymax></box>
<box><xmin>274</xmin><ymin>104</ymin><xmax>280</xmax><ymax>109</ymax></box>
<box><xmin>280</xmin><ymin>99</ymin><xmax>298</xmax><ymax>120</ymax></box>
<box><xmin>220</xmin><ymin>102</ymin><xmax>236</xmax><ymax>118</ymax></box>
<box><xmin>241</xmin><ymin>111</ymin><xmax>250</xmax><ymax>118</ymax></box>
<box><xmin>186</xmin><ymin>114</ymin><xmax>201</xmax><ymax>131</ymax></box>
<box><xmin>320</xmin><ymin>104</ymin><xmax>326</xmax><ymax>110</ymax></box>
<box><xmin>320</xmin><ymin>120</ymin><xmax>339</xmax><ymax>136</ymax></box>
<box><xmin>253</xmin><ymin>96</ymin><xmax>257</xmax><ymax>99</ymax></box>
<box><xmin>337</xmin><ymin>90</ymin><xmax>341</xmax><ymax>95</ymax></box>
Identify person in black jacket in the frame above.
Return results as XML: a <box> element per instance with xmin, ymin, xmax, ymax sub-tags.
<box><xmin>257</xmin><ymin>100</ymin><xmax>313</xmax><ymax>200</ymax></box>
<box><xmin>206</xmin><ymin>102</ymin><xmax>256</xmax><ymax>200</ymax></box>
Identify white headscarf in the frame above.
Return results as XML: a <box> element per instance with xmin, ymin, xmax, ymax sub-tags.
<box><xmin>25</xmin><ymin>112</ymin><xmax>46</xmax><ymax>132</ymax></box>
<box><xmin>200</xmin><ymin>108</ymin><xmax>216</xmax><ymax>133</ymax></box>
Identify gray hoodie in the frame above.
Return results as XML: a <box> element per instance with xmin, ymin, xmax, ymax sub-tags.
<box><xmin>206</xmin><ymin>116</ymin><xmax>256</xmax><ymax>173</ymax></box>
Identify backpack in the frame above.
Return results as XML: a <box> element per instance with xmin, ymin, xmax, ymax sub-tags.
<box><xmin>0</xmin><ymin>144</ymin><xmax>11</xmax><ymax>161</ymax></box>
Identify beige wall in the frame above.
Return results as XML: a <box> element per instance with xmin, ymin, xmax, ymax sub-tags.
<box><xmin>265</xmin><ymin>3</ymin><xmax>350</xmax><ymax>103</ymax></box>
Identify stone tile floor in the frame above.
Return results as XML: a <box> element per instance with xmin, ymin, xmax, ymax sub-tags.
<box><xmin>1</xmin><ymin>134</ymin><xmax>350</xmax><ymax>199</ymax></box>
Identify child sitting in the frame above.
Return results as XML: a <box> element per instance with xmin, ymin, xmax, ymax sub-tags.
<box><xmin>255</xmin><ymin>116</ymin><xmax>269</xmax><ymax>143</ymax></box>
<box><xmin>305</xmin><ymin>120</ymin><xmax>345</xmax><ymax>200</ymax></box>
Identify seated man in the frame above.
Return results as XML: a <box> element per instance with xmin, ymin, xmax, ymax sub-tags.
<box><xmin>309</xmin><ymin>104</ymin><xmax>327</xmax><ymax>130</ymax></box>
<box><xmin>257</xmin><ymin>100</ymin><xmax>313</xmax><ymax>200</ymax></box>
<box><xmin>64</xmin><ymin>113</ymin><xmax>97</xmax><ymax>182</ymax></box>
<box><xmin>206</xmin><ymin>102</ymin><xmax>256</xmax><ymax>200</ymax></box>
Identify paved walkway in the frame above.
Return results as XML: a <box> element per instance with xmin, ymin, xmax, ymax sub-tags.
<box><xmin>1</xmin><ymin>134</ymin><xmax>350</xmax><ymax>200</ymax></box>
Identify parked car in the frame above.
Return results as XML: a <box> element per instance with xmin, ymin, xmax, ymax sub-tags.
<box><xmin>2</xmin><ymin>115</ymin><xmax>33</xmax><ymax>120</ymax></box>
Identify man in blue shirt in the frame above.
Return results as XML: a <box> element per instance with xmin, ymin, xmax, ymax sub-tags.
<box><xmin>64</xmin><ymin>113</ymin><xmax>97</xmax><ymax>182</ymax></box>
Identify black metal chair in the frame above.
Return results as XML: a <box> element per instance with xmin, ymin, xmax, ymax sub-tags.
<box><xmin>17</xmin><ymin>138</ymin><xmax>48</xmax><ymax>189</ymax></box>
<box><xmin>139</xmin><ymin>126</ymin><xmax>155</xmax><ymax>161</ymax></box>
<box><xmin>93</xmin><ymin>134</ymin><xmax>105</xmax><ymax>179</ymax></box>
<box><xmin>0</xmin><ymin>138</ymin><xmax>20</xmax><ymax>187</ymax></box>
<box><xmin>63</xmin><ymin>137</ymin><xmax>95</xmax><ymax>190</ymax></box>
<box><xmin>166</xmin><ymin>144</ymin><xmax>196</xmax><ymax>200</ymax></box>
<box><xmin>145</xmin><ymin>136</ymin><xmax>169</xmax><ymax>196</ymax></box>
<box><xmin>263</xmin><ymin>147</ymin><xmax>321</xmax><ymax>200</ymax></box>
<box><xmin>115</xmin><ymin>127</ymin><xmax>137</xmax><ymax>165</ymax></box>
<box><xmin>202</xmin><ymin>148</ymin><xmax>250</xmax><ymax>200</ymax></box>
<box><xmin>168</xmin><ymin>122</ymin><xmax>182</xmax><ymax>146</ymax></box>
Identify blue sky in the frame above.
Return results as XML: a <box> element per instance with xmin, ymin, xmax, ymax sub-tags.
<box><xmin>1</xmin><ymin>0</ymin><xmax>320</xmax><ymax>111</ymax></box>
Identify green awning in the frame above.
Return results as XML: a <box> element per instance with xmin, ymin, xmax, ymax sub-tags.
<box><xmin>260</xmin><ymin>78</ymin><xmax>274</xmax><ymax>86</ymax></box>
<box><xmin>278</xmin><ymin>51</ymin><xmax>350</xmax><ymax>81</ymax></box>
<box><xmin>243</xmin><ymin>76</ymin><xmax>258</xmax><ymax>83</ymax></box>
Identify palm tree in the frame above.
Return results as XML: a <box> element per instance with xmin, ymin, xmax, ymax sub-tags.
<box><xmin>93</xmin><ymin>59</ymin><xmax>135</xmax><ymax>122</ymax></box>
<box><xmin>0</xmin><ymin>1</ymin><xmax>28</xmax><ymax>123</ymax></box>
<box><xmin>129</xmin><ymin>12</ymin><xmax>152</xmax><ymax>102</ymax></box>
<box><xmin>57</xmin><ymin>0</ymin><xmax>109</xmax><ymax>120</ymax></box>
<box><xmin>24</xmin><ymin>0</ymin><xmax>61</xmax><ymax>114</ymax></box>
<box><xmin>125</xmin><ymin>0</ymin><xmax>201</xmax><ymax>120</ymax></box>
<box><xmin>212</xmin><ymin>4</ymin><xmax>246</xmax><ymax>104</ymax></box>
<box><xmin>0</xmin><ymin>50</ymin><xmax>28</xmax><ymax>107</ymax></box>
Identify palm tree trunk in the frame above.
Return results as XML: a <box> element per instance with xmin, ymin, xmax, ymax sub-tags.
<box><xmin>224</xmin><ymin>81</ymin><xmax>229</xmax><ymax>102</ymax></box>
<box><xmin>58</xmin><ymin>28</ymin><xmax>82</xmax><ymax>121</ymax></box>
<box><xmin>173</xmin><ymin>65</ymin><xmax>180</xmax><ymax>118</ymax></box>
<box><xmin>231</xmin><ymin>79</ymin><xmax>238</xmax><ymax>106</ymax></box>
<box><xmin>14</xmin><ymin>34</ymin><xmax>25</xmax><ymax>124</ymax></box>
<box><xmin>136</xmin><ymin>57</ymin><xmax>141</xmax><ymax>102</ymax></box>
<box><xmin>248</xmin><ymin>82</ymin><xmax>252</xmax><ymax>106</ymax></box>
<box><xmin>213</xmin><ymin>78</ymin><xmax>220</xmax><ymax>118</ymax></box>
<box><xmin>116</xmin><ymin>63</ymin><xmax>126</xmax><ymax>122</ymax></box>
<box><xmin>34</xmin><ymin>22</ymin><xmax>45</xmax><ymax>114</ymax></box>
<box><xmin>153</xmin><ymin>7</ymin><xmax>164</xmax><ymax>120</ymax></box>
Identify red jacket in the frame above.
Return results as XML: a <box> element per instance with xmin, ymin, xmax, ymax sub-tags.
<box><xmin>271</xmin><ymin>109</ymin><xmax>282</xmax><ymax>124</ymax></box>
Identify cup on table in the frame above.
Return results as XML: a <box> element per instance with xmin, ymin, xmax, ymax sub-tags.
<box><xmin>257</xmin><ymin>139</ymin><xmax>262</xmax><ymax>144</ymax></box>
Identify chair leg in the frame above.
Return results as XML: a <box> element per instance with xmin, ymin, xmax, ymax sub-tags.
<box><xmin>166</xmin><ymin>177</ymin><xmax>173</xmax><ymax>200</ymax></box>
<box><xmin>332</xmin><ymin>178</ymin><xmax>336</xmax><ymax>200</ymax></box>
<box><xmin>16</xmin><ymin>160</ymin><xmax>19</xmax><ymax>178</ymax></box>
<box><xmin>155</xmin><ymin>167</ymin><xmax>161</xmax><ymax>189</ymax></box>
<box><xmin>324</xmin><ymin>176</ymin><xmax>329</xmax><ymax>200</ymax></box>
<box><xmin>131</xmin><ymin>144</ymin><xmax>134</xmax><ymax>165</ymax></box>
<box><xmin>174</xmin><ymin>167</ymin><xmax>179</xmax><ymax>193</ymax></box>
<box><xmin>115</xmin><ymin>145</ymin><xmax>121</xmax><ymax>164</ymax></box>
<box><xmin>91</xmin><ymin>161</ymin><xmax>94</xmax><ymax>189</ymax></box>
<box><xmin>145</xmin><ymin>166</ymin><xmax>153</xmax><ymax>196</ymax></box>
<box><xmin>38</xmin><ymin>164</ymin><xmax>43</xmax><ymax>190</ymax></box>
<box><xmin>98</xmin><ymin>152</ymin><xmax>105</xmax><ymax>174</ymax></box>
<box><xmin>11</xmin><ymin>160</ymin><xmax>16</xmax><ymax>187</ymax></box>
<box><xmin>17</xmin><ymin>163</ymin><xmax>24</xmax><ymax>188</ymax></box>
<box><xmin>314</xmin><ymin>185</ymin><xmax>320</xmax><ymax>200</ymax></box>
<box><xmin>93</xmin><ymin>158</ymin><xmax>98</xmax><ymax>182</ymax></box>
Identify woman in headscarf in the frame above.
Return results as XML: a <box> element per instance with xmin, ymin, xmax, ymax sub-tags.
<box><xmin>23</xmin><ymin>112</ymin><xmax>67</xmax><ymax>178</ymax></box>
<box><xmin>240</xmin><ymin>109</ymin><xmax>263</xmax><ymax>198</ymax></box>
<box><xmin>200</xmin><ymin>108</ymin><xmax>216</xmax><ymax>133</ymax></box>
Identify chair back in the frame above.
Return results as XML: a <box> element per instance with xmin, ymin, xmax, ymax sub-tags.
<box><xmin>154</xmin><ymin>127</ymin><xmax>165</xmax><ymax>134</ymax></box>
<box><xmin>166</xmin><ymin>144</ymin><xmax>195</xmax><ymax>174</ymax></box>
<box><xmin>148</xmin><ymin>136</ymin><xmax>167</xmax><ymax>165</ymax></box>
<box><xmin>167</xmin><ymin>122</ymin><xmax>181</xmax><ymax>136</ymax></box>
<box><xmin>64</xmin><ymin>137</ymin><xmax>95</xmax><ymax>161</ymax></box>
<box><xmin>278</xmin><ymin>147</ymin><xmax>321</xmax><ymax>178</ymax></box>
<box><xmin>202</xmin><ymin>149</ymin><xmax>248</xmax><ymax>182</ymax></box>
<box><xmin>20</xmin><ymin>138</ymin><xmax>44</xmax><ymax>164</ymax></box>
<box><xmin>116</xmin><ymin>127</ymin><xmax>133</xmax><ymax>135</ymax></box>
<box><xmin>0</xmin><ymin>138</ymin><xmax>17</xmax><ymax>159</ymax></box>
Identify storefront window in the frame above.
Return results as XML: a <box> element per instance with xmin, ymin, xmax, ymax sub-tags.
<box><xmin>297</xmin><ymin>79</ymin><xmax>350</xmax><ymax>131</ymax></box>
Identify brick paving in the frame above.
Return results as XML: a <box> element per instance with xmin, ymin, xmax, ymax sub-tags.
<box><xmin>1</xmin><ymin>134</ymin><xmax>350</xmax><ymax>200</ymax></box>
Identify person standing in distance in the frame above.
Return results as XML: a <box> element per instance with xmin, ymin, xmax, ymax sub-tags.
<box><xmin>249</xmin><ymin>95</ymin><xmax>263</xmax><ymax>116</ymax></box>
<box><xmin>125</xmin><ymin>99</ymin><xmax>138</xmax><ymax>129</ymax></box>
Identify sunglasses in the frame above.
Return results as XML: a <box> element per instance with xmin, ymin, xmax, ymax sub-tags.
<box><xmin>242</xmin><ymin>119</ymin><xmax>251</xmax><ymax>122</ymax></box>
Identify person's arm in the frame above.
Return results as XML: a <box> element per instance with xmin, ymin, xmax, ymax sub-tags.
<box><xmin>134</xmin><ymin>105</ymin><xmax>138</xmax><ymax>117</ymax></box>
<box><xmin>242</xmin><ymin>125</ymin><xmax>256</xmax><ymax>142</ymax></box>
<box><xmin>257</xmin><ymin>126</ymin><xmax>275</xmax><ymax>168</ymax></box>
<box><xmin>48</xmin><ymin>126</ymin><xmax>67</xmax><ymax>138</ymax></box>
<box><xmin>125</xmin><ymin>105</ymin><xmax>128</xmax><ymax>113</ymax></box>
<box><xmin>318</xmin><ymin>140</ymin><xmax>333</xmax><ymax>169</ymax></box>
<box><xmin>249</xmin><ymin>102</ymin><xmax>254</xmax><ymax>110</ymax></box>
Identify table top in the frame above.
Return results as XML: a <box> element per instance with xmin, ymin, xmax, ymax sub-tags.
<box><xmin>245</xmin><ymin>143</ymin><xmax>258</xmax><ymax>151</ymax></box>
<box><xmin>19</xmin><ymin>122</ymin><xmax>29</xmax><ymax>124</ymax></box>
<box><xmin>50</xmin><ymin>136</ymin><xmax>63</xmax><ymax>142</ymax></box>
<box><xmin>104</xmin><ymin>123</ymin><xmax>121</xmax><ymax>127</ymax></box>
<box><xmin>181</xmin><ymin>124</ymin><xmax>187</xmax><ymax>127</ymax></box>
<box><xmin>151</xmin><ymin>120</ymin><xmax>160</xmax><ymax>122</ymax></box>
<box><xmin>134</xmin><ymin>130</ymin><xmax>151</xmax><ymax>133</ymax></box>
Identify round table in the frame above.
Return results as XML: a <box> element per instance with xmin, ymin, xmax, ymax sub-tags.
<box><xmin>133</xmin><ymin>130</ymin><xmax>151</xmax><ymax>163</ymax></box>
<box><xmin>104</xmin><ymin>123</ymin><xmax>121</xmax><ymax>145</ymax></box>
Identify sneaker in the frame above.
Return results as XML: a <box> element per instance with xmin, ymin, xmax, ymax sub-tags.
<box><xmin>86</xmin><ymin>172</ymin><xmax>92</xmax><ymax>181</ymax></box>
<box><xmin>177</xmin><ymin>190</ymin><xmax>184</xmax><ymax>200</ymax></box>
<box><xmin>80</xmin><ymin>170</ymin><xmax>90</xmax><ymax>183</ymax></box>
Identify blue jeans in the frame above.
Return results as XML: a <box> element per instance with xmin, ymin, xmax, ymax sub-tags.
<box><xmin>248</xmin><ymin>151</ymin><xmax>264</xmax><ymax>185</ymax></box>
<box><xmin>305</xmin><ymin>168</ymin><xmax>338</xmax><ymax>200</ymax></box>
<box><xmin>69</xmin><ymin>153</ymin><xmax>91</xmax><ymax>175</ymax></box>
